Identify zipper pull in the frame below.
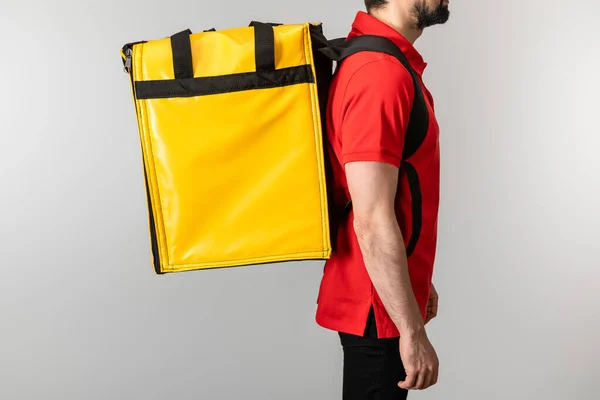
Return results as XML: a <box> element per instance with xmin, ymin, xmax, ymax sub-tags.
<box><xmin>123</xmin><ymin>48</ymin><xmax>132</xmax><ymax>73</ymax></box>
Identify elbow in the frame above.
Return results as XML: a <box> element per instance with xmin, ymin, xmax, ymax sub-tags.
<box><xmin>353</xmin><ymin>217</ymin><xmax>377</xmax><ymax>255</ymax></box>
<box><xmin>353</xmin><ymin>215</ymin><xmax>374</xmax><ymax>241</ymax></box>
<box><xmin>353</xmin><ymin>211</ymin><xmax>400</xmax><ymax>247</ymax></box>
<box><xmin>353</xmin><ymin>215</ymin><xmax>385</xmax><ymax>245</ymax></box>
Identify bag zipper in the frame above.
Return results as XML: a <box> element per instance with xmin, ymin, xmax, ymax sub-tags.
<box><xmin>124</xmin><ymin>48</ymin><xmax>132</xmax><ymax>73</ymax></box>
<box><xmin>121</xmin><ymin>40</ymin><xmax>146</xmax><ymax>74</ymax></box>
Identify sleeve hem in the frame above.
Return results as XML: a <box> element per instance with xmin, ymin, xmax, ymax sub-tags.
<box><xmin>342</xmin><ymin>152</ymin><xmax>402</xmax><ymax>168</ymax></box>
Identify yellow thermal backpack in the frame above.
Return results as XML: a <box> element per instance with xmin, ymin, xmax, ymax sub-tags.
<box><xmin>120</xmin><ymin>21</ymin><xmax>425</xmax><ymax>274</ymax></box>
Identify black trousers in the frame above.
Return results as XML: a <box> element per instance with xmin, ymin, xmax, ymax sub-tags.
<box><xmin>338</xmin><ymin>309</ymin><xmax>408</xmax><ymax>400</ymax></box>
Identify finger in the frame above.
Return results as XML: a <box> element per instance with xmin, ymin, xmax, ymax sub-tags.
<box><xmin>430</xmin><ymin>299</ymin><xmax>438</xmax><ymax>313</ymax></box>
<box><xmin>421</xmin><ymin>369</ymin><xmax>432</xmax><ymax>390</ymax></box>
<box><xmin>428</xmin><ymin>302</ymin><xmax>437</xmax><ymax>317</ymax></box>
<box><xmin>398</xmin><ymin>369</ymin><xmax>417</xmax><ymax>389</ymax></box>
<box><xmin>432</xmin><ymin>363</ymin><xmax>439</xmax><ymax>386</ymax></box>
<box><xmin>426</xmin><ymin>309</ymin><xmax>436</xmax><ymax>324</ymax></box>
<box><xmin>431</xmin><ymin>285</ymin><xmax>438</xmax><ymax>299</ymax></box>
<box><xmin>414</xmin><ymin>369</ymin><xmax>427</xmax><ymax>390</ymax></box>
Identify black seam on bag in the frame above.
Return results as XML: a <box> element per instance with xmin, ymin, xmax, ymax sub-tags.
<box><xmin>134</xmin><ymin>65</ymin><xmax>314</xmax><ymax>99</ymax></box>
<box><xmin>402</xmin><ymin>161</ymin><xmax>422</xmax><ymax>258</ymax></box>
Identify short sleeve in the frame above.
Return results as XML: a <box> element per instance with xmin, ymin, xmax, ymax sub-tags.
<box><xmin>339</xmin><ymin>59</ymin><xmax>415</xmax><ymax>168</ymax></box>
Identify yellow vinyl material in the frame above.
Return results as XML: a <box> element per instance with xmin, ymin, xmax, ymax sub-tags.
<box><xmin>123</xmin><ymin>23</ymin><xmax>332</xmax><ymax>273</ymax></box>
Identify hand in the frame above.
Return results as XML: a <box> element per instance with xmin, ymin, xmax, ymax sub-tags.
<box><xmin>398</xmin><ymin>330</ymin><xmax>439</xmax><ymax>390</ymax></box>
<box><xmin>425</xmin><ymin>283</ymin><xmax>438</xmax><ymax>325</ymax></box>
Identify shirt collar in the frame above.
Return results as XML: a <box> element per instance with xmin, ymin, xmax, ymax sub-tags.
<box><xmin>348</xmin><ymin>11</ymin><xmax>428</xmax><ymax>76</ymax></box>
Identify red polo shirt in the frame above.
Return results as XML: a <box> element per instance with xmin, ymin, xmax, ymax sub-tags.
<box><xmin>315</xmin><ymin>11</ymin><xmax>441</xmax><ymax>339</ymax></box>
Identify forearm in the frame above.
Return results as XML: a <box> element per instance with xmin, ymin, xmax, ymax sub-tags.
<box><xmin>354</xmin><ymin>217</ymin><xmax>423</xmax><ymax>338</ymax></box>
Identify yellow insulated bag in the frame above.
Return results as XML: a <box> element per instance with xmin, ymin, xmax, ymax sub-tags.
<box><xmin>120</xmin><ymin>21</ymin><xmax>420</xmax><ymax>274</ymax></box>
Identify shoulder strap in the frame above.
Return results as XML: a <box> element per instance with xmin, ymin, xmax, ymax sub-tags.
<box><xmin>319</xmin><ymin>35</ymin><xmax>403</xmax><ymax>62</ymax></box>
<box><xmin>319</xmin><ymin>35</ymin><xmax>429</xmax><ymax>160</ymax></box>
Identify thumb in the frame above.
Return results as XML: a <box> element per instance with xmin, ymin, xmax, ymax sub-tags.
<box><xmin>398</xmin><ymin>369</ymin><xmax>417</xmax><ymax>389</ymax></box>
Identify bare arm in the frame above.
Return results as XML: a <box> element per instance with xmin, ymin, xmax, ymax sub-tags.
<box><xmin>346</xmin><ymin>161</ymin><xmax>439</xmax><ymax>390</ymax></box>
<box><xmin>345</xmin><ymin>161</ymin><xmax>423</xmax><ymax>338</ymax></box>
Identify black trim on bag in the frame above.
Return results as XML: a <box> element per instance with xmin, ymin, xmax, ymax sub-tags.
<box><xmin>143</xmin><ymin>167</ymin><xmax>163</xmax><ymax>274</ymax></box>
<box><xmin>134</xmin><ymin>65</ymin><xmax>314</xmax><ymax>99</ymax></box>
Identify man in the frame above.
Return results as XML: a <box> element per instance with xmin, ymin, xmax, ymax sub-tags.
<box><xmin>315</xmin><ymin>1</ymin><xmax>450</xmax><ymax>398</ymax></box>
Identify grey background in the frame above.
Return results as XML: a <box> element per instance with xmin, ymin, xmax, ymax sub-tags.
<box><xmin>1</xmin><ymin>0</ymin><xmax>599</xmax><ymax>399</ymax></box>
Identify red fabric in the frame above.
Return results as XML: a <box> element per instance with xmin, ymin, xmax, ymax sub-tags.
<box><xmin>315</xmin><ymin>11</ymin><xmax>441</xmax><ymax>339</ymax></box>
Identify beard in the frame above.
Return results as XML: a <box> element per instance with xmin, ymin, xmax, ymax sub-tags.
<box><xmin>414</xmin><ymin>0</ymin><xmax>450</xmax><ymax>29</ymax></box>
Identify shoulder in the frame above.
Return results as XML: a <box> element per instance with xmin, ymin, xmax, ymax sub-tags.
<box><xmin>335</xmin><ymin>52</ymin><xmax>414</xmax><ymax>95</ymax></box>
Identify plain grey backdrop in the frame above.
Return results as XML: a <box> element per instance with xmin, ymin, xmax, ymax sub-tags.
<box><xmin>1</xmin><ymin>0</ymin><xmax>599</xmax><ymax>399</ymax></box>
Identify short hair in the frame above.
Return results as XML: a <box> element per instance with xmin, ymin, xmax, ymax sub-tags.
<box><xmin>364</xmin><ymin>0</ymin><xmax>388</xmax><ymax>12</ymax></box>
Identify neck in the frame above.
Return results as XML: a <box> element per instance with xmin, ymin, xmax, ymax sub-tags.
<box><xmin>370</xmin><ymin>4</ymin><xmax>422</xmax><ymax>44</ymax></box>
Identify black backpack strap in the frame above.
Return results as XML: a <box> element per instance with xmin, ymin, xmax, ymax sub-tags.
<box><xmin>319</xmin><ymin>35</ymin><xmax>428</xmax><ymax>158</ymax></box>
<box><xmin>319</xmin><ymin>35</ymin><xmax>429</xmax><ymax>257</ymax></box>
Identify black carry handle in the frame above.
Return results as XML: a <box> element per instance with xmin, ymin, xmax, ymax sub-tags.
<box><xmin>170</xmin><ymin>23</ymin><xmax>277</xmax><ymax>80</ymax></box>
<box><xmin>170</xmin><ymin>29</ymin><xmax>194</xmax><ymax>79</ymax></box>
<box><xmin>249</xmin><ymin>21</ymin><xmax>277</xmax><ymax>74</ymax></box>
